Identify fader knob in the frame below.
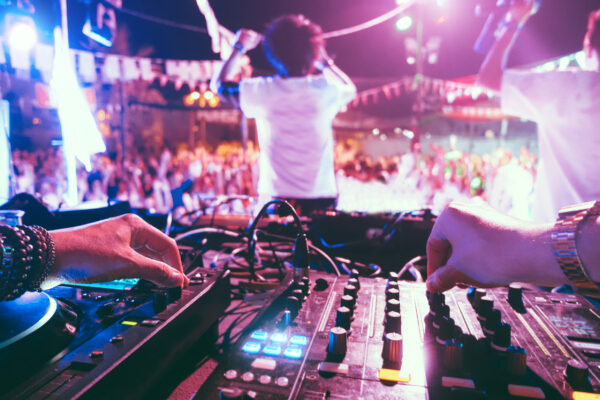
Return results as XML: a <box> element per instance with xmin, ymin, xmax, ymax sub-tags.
<box><xmin>382</xmin><ymin>332</ymin><xmax>403</xmax><ymax>368</ymax></box>
<box><xmin>386</xmin><ymin>299</ymin><xmax>401</xmax><ymax>313</ymax></box>
<box><xmin>385</xmin><ymin>288</ymin><xmax>400</xmax><ymax>301</ymax></box>
<box><xmin>492</xmin><ymin>322</ymin><xmax>511</xmax><ymax>350</ymax></box>
<box><xmin>340</xmin><ymin>294</ymin><xmax>356</xmax><ymax>310</ymax></box>
<box><xmin>286</xmin><ymin>295</ymin><xmax>300</xmax><ymax>318</ymax></box>
<box><xmin>344</xmin><ymin>285</ymin><xmax>358</xmax><ymax>298</ymax></box>
<box><xmin>443</xmin><ymin>338</ymin><xmax>464</xmax><ymax>371</ymax></box>
<box><xmin>349</xmin><ymin>277</ymin><xmax>360</xmax><ymax>290</ymax></box>
<box><xmin>565</xmin><ymin>360</ymin><xmax>591</xmax><ymax>389</ymax></box>
<box><xmin>328</xmin><ymin>326</ymin><xmax>348</xmax><ymax>356</ymax></box>
<box><xmin>219</xmin><ymin>387</ymin><xmax>245</xmax><ymax>400</ymax></box>
<box><xmin>336</xmin><ymin>307</ymin><xmax>352</xmax><ymax>330</ymax></box>
<box><xmin>506</xmin><ymin>346</ymin><xmax>527</xmax><ymax>376</ymax></box>
<box><xmin>385</xmin><ymin>311</ymin><xmax>402</xmax><ymax>333</ymax></box>
<box><xmin>508</xmin><ymin>283</ymin><xmax>524</xmax><ymax>308</ymax></box>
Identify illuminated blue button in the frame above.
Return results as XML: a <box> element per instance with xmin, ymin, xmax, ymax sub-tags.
<box><xmin>284</xmin><ymin>346</ymin><xmax>303</xmax><ymax>359</ymax></box>
<box><xmin>290</xmin><ymin>335</ymin><xmax>308</xmax><ymax>346</ymax></box>
<box><xmin>270</xmin><ymin>332</ymin><xmax>288</xmax><ymax>343</ymax></box>
<box><xmin>242</xmin><ymin>342</ymin><xmax>262</xmax><ymax>354</ymax></box>
<box><xmin>251</xmin><ymin>330</ymin><xmax>269</xmax><ymax>341</ymax></box>
<box><xmin>263</xmin><ymin>345</ymin><xmax>282</xmax><ymax>356</ymax></box>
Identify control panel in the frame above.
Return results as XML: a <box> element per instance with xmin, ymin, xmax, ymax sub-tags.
<box><xmin>193</xmin><ymin>271</ymin><xmax>600</xmax><ymax>399</ymax></box>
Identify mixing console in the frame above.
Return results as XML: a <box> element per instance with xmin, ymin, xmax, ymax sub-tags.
<box><xmin>194</xmin><ymin>271</ymin><xmax>600</xmax><ymax>399</ymax></box>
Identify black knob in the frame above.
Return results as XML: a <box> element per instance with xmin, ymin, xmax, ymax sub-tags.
<box><xmin>167</xmin><ymin>286</ymin><xmax>182</xmax><ymax>302</ymax></box>
<box><xmin>565</xmin><ymin>360</ymin><xmax>590</xmax><ymax>389</ymax></box>
<box><xmin>386</xmin><ymin>298</ymin><xmax>401</xmax><ymax>313</ymax></box>
<box><xmin>344</xmin><ymin>285</ymin><xmax>358</xmax><ymax>298</ymax></box>
<box><xmin>466</xmin><ymin>286</ymin><xmax>476</xmax><ymax>301</ymax></box>
<box><xmin>433</xmin><ymin>304</ymin><xmax>450</xmax><ymax>329</ymax></box>
<box><xmin>484</xmin><ymin>309</ymin><xmax>501</xmax><ymax>335</ymax></box>
<box><xmin>506</xmin><ymin>346</ymin><xmax>527</xmax><ymax>376</ymax></box>
<box><xmin>437</xmin><ymin>316</ymin><xmax>455</xmax><ymax>343</ymax></box>
<box><xmin>387</xmin><ymin>280</ymin><xmax>399</xmax><ymax>291</ymax></box>
<box><xmin>444</xmin><ymin>338</ymin><xmax>464</xmax><ymax>371</ymax></box>
<box><xmin>96</xmin><ymin>304</ymin><xmax>114</xmax><ymax>318</ymax></box>
<box><xmin>220</xmin><ymin>387</ymin><xmax>245</xmax><ymax>400</ymax></box>
<box><xmin>340</xmin><ymin>294</ymin><xmax>356</xmax><ymax>310</ymax></box>
<box><xmin>477</xmin><ymin>296</ymin><xmax>494</xmax><ymax>320</ymax></box>
<box><xmin>385</xmin><ymin>288</ymin><xmax>400</xmax><ymax>301</ymax></box>
<box><xmin>301</xmin><ymin>276</ymin><xmax>310</xmax><ymax>290</ymax></box>
<box><xmin>388</xmin><ymin>271</ymin><xmax>399</xmax><ymax>281</ymax></box>
<box><xmin>286</xmin><ymin>295</ymin><xmax>300</xmax><ymax>318</ymax></box>
<box><xmin>508</xmin><ymin>283</ymin><xmax>524</xmax><ymax>308</ymax></box>
<box><xmin>349</xmin><ymin>277</ymin><xmax>360</xmax><ymax>290</ymax></box>
<box><xmin>351</xmin><ymin>268</ymin><xmax>360</xmax><ymax>279</ymax></box>
<box><xmin>153</xmin><ymin>291</ymin><xmax>168</xmax><ymax>313</ymax></box>
<box><xmin>336</xmin><ymin>306</ymin><xmax>352</xmax><ymax>330</ymax></box>
<box><xmin>472</xmin><ymin>288</ymin><xmax>486</xmax><ymax>310</ymax></box>
<box><xmin>385</xmin><ymin>311</ymin><xmax>402</xmax><ymax>333</ymax></box>
<box><xmin>492</xmin><ymin>322</ymin><xmax>511</xmax><ymax>350</ymax></box>
<box><xmin>297</xmin><ymin>281</ymin><xmax>308</xmax><ymax>298</ymax></box>
<box><xmin>292</xmin><ymin>289</ymin><xmax>304</xmax><ymax>302</ymax></box>
<box><xmin>328</xmin><ymin>326</ymin><xmax>348</xmax><ymax>356</ymax></box>
<box><xmin>382</xmin><ymin>332</ymin><xmax>403</xmax><ymax>368</ymax></box>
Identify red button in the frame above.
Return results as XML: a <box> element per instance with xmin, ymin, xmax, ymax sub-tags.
<box><xmin>89</xmin><ymin>350</ymin><xmax>104</xmax><ymax>359</ymax></box>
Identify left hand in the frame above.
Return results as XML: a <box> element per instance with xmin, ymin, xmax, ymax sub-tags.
<box><xmin>45</xmin><ymin>214</ymin><xmax>188</xmax><ymax>289</ymax></box>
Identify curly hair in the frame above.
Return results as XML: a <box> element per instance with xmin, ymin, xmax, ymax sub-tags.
<box><xmin>263</xmin><ymin>15</ymin><xmax>325</xmax><ymax>77</ymax></box>
<box><xmin>584</xmin><ymin>8</ymin><xmax>600</xmax><ymax>55</ymax></box>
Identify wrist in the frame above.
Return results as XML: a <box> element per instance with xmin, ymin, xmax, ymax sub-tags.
<box><xmin>232</xmin><ymin>42</ymin><xmax>246</xmax><ymax>54</ymax></box>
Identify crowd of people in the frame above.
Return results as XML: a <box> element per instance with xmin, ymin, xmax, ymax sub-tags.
<box><xmin>9</xmin><ymin>138</ymin><xmax>538</xmax><ymax>220</ymax></box>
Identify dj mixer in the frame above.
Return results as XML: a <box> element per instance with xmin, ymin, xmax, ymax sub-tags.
<box><xmin>0</xmin><ymin>267</ymin><xmax>230</xmax><ymax>400</ymax></box>
<box><xmin>193</xmin><ymin>270</ymin><xmax>600</xmax><ymax>400</ymax></box>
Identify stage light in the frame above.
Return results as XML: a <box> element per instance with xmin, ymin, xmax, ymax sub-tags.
<box><xmin>436</xmin><ymin>15</ymin><xmax>448</xmax><ymax>25</ymax></box>
<box><xmin>202</xmin><ymin>90</ymin><xmax>214</xmax><ymax>100</ymax></box>
<box><xmin>6</xmin><ymin>15</ymin><xmax>37</xmax><ymax>51</ymax></box>
<box><xmin>406</xmin><ymin>56</ymin><xmax>416</xmax><ymax>65</ymax></box>
<box><xmin>372</xmin><ymin>128</ymin><xmax>380</xmax><ymax>136</ymax></box>
<box><xmin>395</xmin><ymin>15</ymin><xmax>413</xmax><ymax>31</ymax></box>
<box><xmin>427</xmin><ymin>53</ymin><xmax>438</xmax><ymax>64</ymax></box>
<box><xmin>190</xmin><ymin>91</ymin><xmax>201</xmax><ymax>100</ymax></box>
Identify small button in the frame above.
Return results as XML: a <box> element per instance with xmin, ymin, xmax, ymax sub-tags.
<box><xmin>507</xmin><ymin>384</ymin><xmax>545</xmax><ymax>399</ymax></box>
<box><xmin>110</xmin><ymin>335</ymin><xmax>123</xmax><ymax>343</ymax></box>
<box><xmin>224</xmin><ymin>369</ymin><xmax>238</xmax><ymax>380</ymax></box>
<box><xmin>290</xmin><ymin>335</ymin><xmax>308</xmax><ymax>346</ymax></box>
<box><xmin>270</xmin><ymin>332</ymin><xmax>288</xmax><ymax>343</ymax></box>
<box><xmin>275</xmin><ymin>376</ymin><xmax>289</xmax><ymax>387</ymax></box>
<box><xmin>251</xmin><ymin>330</ymin><xmax>269</xmax><ymax>341</ymax></box>
<box><xmin>141</xmin><ymin>319</ymin><xmax>161</xmax><ymax>327</ymax></box>
<box><xmin>89</xmin><ymin>350</ymin><xmax>104</xmax><ymax>359</ymax></box>
<box><xmin>241</xmin><ymin>371</ymin><xmax>255</xmax><ymax>382</ymax></box>
<box><xmin>258</xmin><ymin>375</ymin><xmax>272</xmax><ymax>385</ymax></box>
<box><xmin>283</xmin><ymin>346</ymin><xmax>303</xmax><ymax>359</ymax></box>
<box><xmin>242</xmin><ymin>342</ymin><xmax>262</xmax><ymax>354</ymax></box>
<box><xmin>263</xmin><ymin>345</ymin><xmax>282</xmax><ymax>356</ymax></box>
<box><xmin>378</xmin><ymin>368</ymin><xmax>410</xmax><ymax>383</ymax></box>
<box><xmin>251</xmin><ymin>357</ymin><xmax>277</xmax><ymax>371</ymax></box>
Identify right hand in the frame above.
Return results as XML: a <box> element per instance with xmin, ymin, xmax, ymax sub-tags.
<box><xmin>235</xmin><ymin>29</ymin><xmax>262</xmax><ymax>52</ymax></box>
<box><xmin>426</xmin><ymin>202</ymin><xmax>564</xmax><ymax>293</ymax></box>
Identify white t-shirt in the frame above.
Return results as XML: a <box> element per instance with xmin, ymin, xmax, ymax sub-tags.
<box><xmin>501</xmin><ymin>69</ymin><xmax>600</xmax><ymax>222</ymax></box>
<box><xmin>240</xmin><ymin>74</ymin><xmax>355</xmax><ymax>199</ymax></box>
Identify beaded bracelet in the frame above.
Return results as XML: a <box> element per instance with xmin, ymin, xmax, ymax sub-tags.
<box><xmin>0</xmin><ymin>225</ymin><xmax>56</xmax><ymax>301</ymax></box>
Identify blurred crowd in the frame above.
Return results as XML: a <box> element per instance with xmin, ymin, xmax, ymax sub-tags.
<box><xmin>9</xmin><ymin>139</ymin><xmax>538</xmax><ymax>220</ymax></box>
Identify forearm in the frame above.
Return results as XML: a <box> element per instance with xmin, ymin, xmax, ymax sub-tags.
<box><xmin>477</xmin><ymin>21</ymin><xmax>522</xmax><ymax>92</ymax></box>
<box><xmin>210</xmin><ymin>48</ymin><xmax>245</xmax><ymax>94</ymax></box>
<box><xmin>578</xmin><ymin>215</ymin><xmax>600</xmax><ymax>283</ymax></box>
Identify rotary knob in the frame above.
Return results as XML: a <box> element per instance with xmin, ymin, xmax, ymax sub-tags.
<box><xmin>301</xmin><ymin>276</ymin><xmax>310</xmax><ymax>292</ymax></box>
<box><xmin>349</xmin><ymin>277</ymin><xmax>360</xmax><ymax>290</ymax></box>
<box><xmin>443</xmin><ymin>338</ymin><xmax>464</xmax><ymax>371</ymax></box>
<box><xmin>152</xmin><ymin>291</ymin><xmax>168</xmax><ymax>313</ymax></box>
<box><xmin>385</xmin><ymin>288</ymin><xmax>400</xmax><ymax>301</ymax></box>
<box><xmin>220</xmin><ymin>387</ymin><xmax>245</xmax><ymax>400</ymax></box>
<box><xmin>436</xmin><ymin>316</ymin><xmax>455</xmax><ymax>344</ymax></box>
<box><xmin>382</xmin><ymin>332</ymin><xmax>403</xmax><ymax>368</ymax></box>
<box><xmin>433</xmin><ymin>304</ymin><xmax>450</xmax><ymax>330</ymax></box>
<box><xmin>492</xmin><ymin>322</ymin><xmax>511</xmax><ymax>350</ymax></box>
<box><xmin>292</xmin><ymin>288</ymin><xmax>304</xmax><ymax>303</ymax></box>
<box><xmin>429</xmin><ymin>292</ymin><xmax>445</xmax><ymax>316</ymax></box>
<box><xmin>565</xmin><ymin>360</ymin><xmax>591</xmax><ymax>389</ymax></box>
<box><xmin>297</xmin><ymin>281</ymin><xmax>308</xmax><ymax>298</ymax></box>
<box><xmin>508</xmin><ymin>283</ymin><xmax>524</xmax><ymax>309</ymax></box>
<box><xmin>344</xmin><ymin>284</ymin><xmax>358</xmax><ymax>298</ymax></box>
<box><xmin>477</xmin><ymin>296</ymin><xmax>494</xmax><ymax>320</ymax></box>
<box><xmin>385</xmin><ymin>311</ymin><xmax>402</xmax><ymax>333</ymax></box>
<box><xmin>386</xmin><ymin>280</ymin><xmax>399</xmax><ymax>291</ymax></box>
<box><xmin>336</xmin><ymin>306</ymin><xmax>352</xmax><ymax>330</ymax></box>
<box><xmin>386</xmin><ymin>298</ymin><xmax>401</xmax><ymax>313</ymax></box>
<box><xmin>506</xmin><ymin>345</ymin><xmax>527</xmax><ymax>376</ymax></box>
<box><xmin>471</xmin><ymin>288</ymin><xmax>486</xmax><ymax>310</ymax></box>
<box><xmin>286</xmin><ymin>295</ymin><xmax>300</xmax><ymax>318</ymax></box>
<box><xmin>328</xmin><ymin>326</ymin><xmax>348</xmax><ymax>356</ymax></box>
<box><xmin>388</xmin><ymin>271</ymin><xmax>399</xmax><ymax>281</ymax></box>
<box><xmin>483</xmin><ymin>309</ymin><xmax>501</xmax><ymax>335</ymax></box>
<box><xmin>167</xmin><ymin>286</ymin><xmax>182</xmax><ymax>302</ymax></box>
<box><xmin>351</xmin><ymin>268</ymin><xmax>360</xmax><ymax>279</ymax></box>
<box><xmin>340</xmin><ymin>294</ymin><xmax>356</xmax><ymax>310</ymax></box>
